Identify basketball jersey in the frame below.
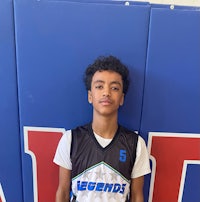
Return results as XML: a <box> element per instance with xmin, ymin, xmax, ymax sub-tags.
<box><xmin>70</xmin><ymin>123</ymin><xmax>138</xmax><ymax>202</ymax></box>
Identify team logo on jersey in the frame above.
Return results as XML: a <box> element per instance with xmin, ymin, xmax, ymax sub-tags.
<box><xmin>77</xmin><ymin>181</ymin><xmax>126</xmax><ymax>194</ymax></box>
<box><xmin>71</xmin><ymin>161</ymin><xmax>130</xmax><ymax>201</ymax></box>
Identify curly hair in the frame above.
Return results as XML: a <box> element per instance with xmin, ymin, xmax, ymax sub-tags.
<box><xmin>84</xmin><ymin>55</ymin><xmax>130</xmax><ymax>94</ymax></box>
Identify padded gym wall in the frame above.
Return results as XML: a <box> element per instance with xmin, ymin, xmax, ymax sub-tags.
<box><xmin>0</xmin><ymin>0</ymin><xmax>200</xmax><ymax>201</ymax></box>
<box><xmin>14</xmin><ymin>0</ymin><xmax>150</xmax><ymax>201</ymax></box>
<box><xmin>0</xmin><ymin>0</ymin><xmax>23</xmax><ymax>201</ymax></box>
<box><xmin>140</xmin><ymin>5</ymin><xmax>200</xmax><ymax>202</ymax></box>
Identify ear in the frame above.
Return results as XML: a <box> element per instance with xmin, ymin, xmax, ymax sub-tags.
<box><xmin>120</xmin><ymin>93</ymin><xmax>124</xmax><ymax>106</ymax></box>
<box><xmin>88</xmin><ymin>90</ymin><xmax>92</xmax><ymax>104</ymax></box>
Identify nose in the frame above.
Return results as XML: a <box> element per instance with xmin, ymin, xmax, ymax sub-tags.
<box><xmin>103</xmin><ymin>86</ymin><xmax>110</xmax><ymax>97</ymax></box>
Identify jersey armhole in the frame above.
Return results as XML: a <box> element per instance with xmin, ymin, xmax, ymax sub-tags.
<box><xmin>132</xmin><ymin>133</ymin><xmax>139</xmax><ymax>167</ymax></box>
<box><xmin>70</xmin><ymin>129</ymin><xmax>74</xmax><ymax>158</ymax></box>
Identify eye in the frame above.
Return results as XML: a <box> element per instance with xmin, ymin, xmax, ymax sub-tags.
<box><xmin>111</xmin><ymin>86</ymin><xmax>120</xmax><ymax>91</ymax></box>
<box><xmin>95</xmin><ymin>85</ymin><xmax>103</xmax><ymax>89</ymax></box>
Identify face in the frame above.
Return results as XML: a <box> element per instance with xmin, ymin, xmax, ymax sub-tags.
<box><xmin>88</xmin><ymin>70</ymin><xmax>124</xmax><ymax>117</ymax></box>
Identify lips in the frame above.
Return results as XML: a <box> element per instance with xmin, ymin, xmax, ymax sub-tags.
<box><xmin>99</xmin><ymin>99</ymin><xmax>112</xmax><ymax>105</ymax></box>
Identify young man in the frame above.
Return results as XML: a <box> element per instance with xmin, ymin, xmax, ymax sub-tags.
<box><xmin>53</xmin><ymin>56</ymin><xmax>151</xmax><ymax>202</ymax></box>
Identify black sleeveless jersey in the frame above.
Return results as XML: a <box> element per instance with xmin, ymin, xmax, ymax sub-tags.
<box><xmin>70</xmin><ymin>123</ymin><xmax>138</xmax><ymax>202</ymax></box>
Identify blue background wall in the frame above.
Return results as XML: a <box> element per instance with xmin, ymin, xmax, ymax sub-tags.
<box><xmin>140</xmin><ymin>5</ymin><xmax>200</xmax><ymax>201</ymax></box>
<box><xmin>0</xmin><ymin>0</ymin><xmax>200</xmax><ymax>201</ymax></box>
<box><xmin>14</xmin><ymin>1</ymin><xmax>150</xmax><ymax>201</ymax></box>
<box><xmin>0</xmin><ymin>0</ymin><xmax>23</xmax><ymax>201</ymax></box>
<box><xmin>141</xmin><ymin>5</ymin><xmax>200</xmax><ymax>133</ymax></box>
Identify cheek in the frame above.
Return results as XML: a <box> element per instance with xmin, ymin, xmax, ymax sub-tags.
<box><xmin>89</xmin><ymin>92</ymin><xmax>98</xmax><ymax>103</ymax></box>
<box><xmin>91</xmin><ymin>93</ymin><xmax>99</xmax><ymax>102</ymax></box>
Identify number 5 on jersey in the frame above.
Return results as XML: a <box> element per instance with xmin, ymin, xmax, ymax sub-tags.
<box><xmin>119</xmin><ymin>149</ymin><xmax>126</xmax><ymax>162</ymax></box>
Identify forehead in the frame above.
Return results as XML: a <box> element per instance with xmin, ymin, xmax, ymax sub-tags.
<box><xmin>92</xmin><ymin>70</ymin><xmax>122</xmax><ymax>83</ymax></box>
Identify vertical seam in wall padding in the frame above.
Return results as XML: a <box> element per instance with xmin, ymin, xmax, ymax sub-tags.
<box><xmin>138</xmin><ymin>5</ymin><xmax>152</xmax><ymax>135</ymax></box>
<box><xmin>11</xmin><ymin>0</ymin><xmax>25</xmax><ymax>201</ymax></box>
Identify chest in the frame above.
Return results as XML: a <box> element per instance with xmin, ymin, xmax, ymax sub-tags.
<box><xmin>70</xmin><ymin>131</ymin><xmax>137</xmax><ymax>180</ymax></box>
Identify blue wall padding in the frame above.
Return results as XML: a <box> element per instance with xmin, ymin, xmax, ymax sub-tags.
<box><xmin>140</xmin><ymin>7</ymin><xmax>200</xmax><ymax>201</ymax></box>
<box><xmin>0</xmin><ymin>0</ymin><xmax>23</xmax><ymax>201</ymax></box>
<box><xmin>0</xmin><ymin>0</ymin><xmax>199</xmax><ymax>201</ymax></box>
<box><xmin>140</xmin><ymin>6</ymin><xmax>200</xmax><ymax>133</ymax></box>
<box><xmin>14</xmin><ymin>0</ymin><xmax>150</xmax><ymax>131</ymax></box>
<box><xmin>14</xmin><ymin>0</ymin><xmax>150</xmax><ymax>201</ymax></box>
<box><xmin>183</xmin><ymin>164</ymin><xmax>200</xmax><ymax>202</ymax></box>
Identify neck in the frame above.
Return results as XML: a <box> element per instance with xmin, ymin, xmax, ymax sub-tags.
<box><xmin>92</xmin><ymin>115</ymin><xmax>118</xmax><ymax>139</ymax></box>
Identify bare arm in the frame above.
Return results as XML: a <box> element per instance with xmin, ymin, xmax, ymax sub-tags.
<box><xmin>55</xmin><ymin>166</ymin><xmax>71</xmax><ymax>202</ymax></box>
<box><xmin>130</xmin><ymin>176</ymin><xmax>144</xmax><ymax>202</ymax></box>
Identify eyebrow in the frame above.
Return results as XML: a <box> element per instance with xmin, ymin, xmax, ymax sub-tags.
<box><xmin>93</xmin><ymin>80</ymin><xmax>122</xmax><ymax>86</ymax></box>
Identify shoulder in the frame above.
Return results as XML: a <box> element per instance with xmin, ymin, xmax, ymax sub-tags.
<box><xmin>72</xmin><ymin>123</ymin><xmax>91</xmax><ymax>133</ymax></box>
<box><xmin>137</xmin><ymin>136</ymin><xmax>147</xmax><ymax>150</ymax></box>
<box><xmin>119</xmin><ymin>125</ymin><xmax>138</xmax><ymax>136</ymax></box>
<box><xmin>135</xmin><ymin>136</ymin><xmax>150</xmax><ymax>165</ymax></box>
<box><xmin>71</xmin><ymin>123</ymin><xmax>91</xmax><ymax>139</ymax></box>
<box><xmin>58</xmin><ymin>129</ymin><xmax>72</xmax><ymax>146</ymax></box>
<box><xmin>119</xmin><ymin>125</ymin><xmax>138</xmax><ymax>141</ymax></box>
<box><xmin>53</xmin><ymin>129</ymin><xmax>72</xmax><ymax>169</ymax></box>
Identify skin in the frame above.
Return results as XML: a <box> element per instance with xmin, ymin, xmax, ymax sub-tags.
<box><xmin>55</xmin><ymin>167</ymin><xmax>71</xmax><ymax>202</ymax></box>
<box><xmin>55</xmin><ymin>70</ymin><xmax>144</xmax><ymax>202</ymax></box>
<box><xmin>88</xmin><ymin>70</ymin><xmax>124</xmax><ymax>139</ymax></box>
<box><xmin>130</xmin><ymin>176</ymin><xmax>144</xmax><ymax>202</ymax></box>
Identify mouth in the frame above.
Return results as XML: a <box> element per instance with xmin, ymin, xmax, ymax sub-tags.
<box><xmin>99</xmin><ymin>99</ymin><xmax>112</xmax><ymax>105</ymax></box>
